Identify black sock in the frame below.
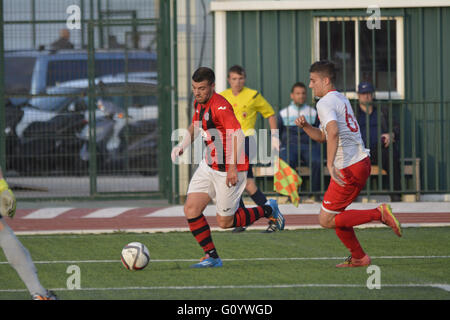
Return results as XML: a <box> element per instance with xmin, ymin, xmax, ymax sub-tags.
<box><xmin>207</xmin><ymin>248</ymin><xmax>219</xmax><ymax>259</ymax></box>
<box><xmin>250</xmin><ymin>189</ymin><xmax>268</xmax><ymax>207</ymax></box>
<box><xmin>262</xmin><ymin>205</ymin><xmax>273</xmax><ymax>218</ymax></box>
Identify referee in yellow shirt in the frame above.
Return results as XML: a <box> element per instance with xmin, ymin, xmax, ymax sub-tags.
<box><xmin>220</xmin><ymin>65</ymin><xmax>279</xmax><ymax>233</ymax></box>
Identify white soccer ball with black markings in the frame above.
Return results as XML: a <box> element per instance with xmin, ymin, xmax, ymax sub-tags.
<box><xmin>121</xmin><ymin>242</ymin><xmax>150</xmax><ymax>270</ymax></box>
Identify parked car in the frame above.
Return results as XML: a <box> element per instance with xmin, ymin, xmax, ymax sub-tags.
<box><xmin>13</xmin><ymin>74</ymin><xmax>158</xmax><ymax>176</ymax></box>
<box><xmin>4</xmin><ymin>49</ymin><xmax>157</xmax><ymax>95</ymax></box>
<box><xmin>14</xmin><ymin>87</ymin><xmax>88</xmax><ymax>175</ymax></box>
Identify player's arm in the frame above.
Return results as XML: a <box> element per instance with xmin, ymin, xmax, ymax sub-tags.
<box><xmin>267</xmin><ymin>115</ymin><xmax>280</xmax><ymax>151</ymax></box>
<box><xmin>295</xmin><ymin>115</ymin><xmax>326</xmax><ymax>143</ymax></box>
<box><xmin>226</xmin><ymin>133</ymin><xmax>240</xmax><ymax>188</ymax></box>
<box><xmin>325</xmin><ymin>121</ymin><xmax>345</xmax><ymax>186</ymax></box>
<box><xmin>0</xmin><ymin>167</ymin><xmax>17</xmax><ymax>218</ymax></box>
<box><xmin>171</xmin><ymin>123</ymin><xmax>198</xmax><ymax>162</ymax></box>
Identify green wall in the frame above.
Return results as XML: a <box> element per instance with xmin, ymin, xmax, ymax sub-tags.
<box><xmin>226</xmin><ymin>7</ymin><xmax>450</xmax><ymax>192</ymax></box>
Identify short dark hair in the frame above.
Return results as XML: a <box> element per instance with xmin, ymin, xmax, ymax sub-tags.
<box><xmin>227</xmin><ymin>65</ymin><xmax>246</xmax><ymax>78</ymax></box>
<box><xmin>309</xmin><ymin>60</ymin><xmax>336</xmax><ymax>84</ymax></box>
<box><xmin>192</xmin><ymin>67</ymin><xmax>215</xmax><ymax>85</ymax></box>
<box><xmin>291</xmin><ymin>81</ymin><xmax>306</xmax><ymax>93</ymax></box>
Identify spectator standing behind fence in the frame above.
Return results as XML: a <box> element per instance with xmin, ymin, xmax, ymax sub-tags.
<box><xmin>50</xmin><ymin>28</ymin><xmax>74</xmax><ymax>50</ymax></box>
<box><xmin>356</xmin><ymin>82</ymin><xmax>402</xmax><ymax>202</ymax></box>
<box><xmin>278</xmin><ymin>82</ymin><xmax>322</xmax><ymax>202</ymax></box>
<box><xmin>220</xmin><ymin>65</ymin><xmax>279</xmax><ymax>233</ymax></box>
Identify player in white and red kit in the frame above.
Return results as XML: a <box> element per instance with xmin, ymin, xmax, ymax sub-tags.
<box><xmin>171</xmin><ymin>67</ymin><xmax>285</xmax><ymax>268</ymax></box>
<box><xmin>295</xmin><ymin>61</ymin><xmax>402</xmax><ymax>267</ymax></box>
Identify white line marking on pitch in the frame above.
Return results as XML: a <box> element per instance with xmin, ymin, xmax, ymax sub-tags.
<box><xmin>82</xmin><ymin>207</ymin><xmax>137</xmax><ymax>218</ymax></box>
<box><xmin>147</xmin><ymin>202</ymin><xmax>450</xmax><ymax>217</ymax></box>
<box><xmin>1</xmin><ymin>283</ymin><xmax>449</xmax><ymax>293</ymax></box>
<box><xmin>1</xmin><ymin>255</ymin><xmax>449</xmax><ymax>265</ymax></box>
<box><xmin>12</xmin><ymin>223</ymin><xmax>450</xmax><ymax>236</ymax></box>
<box><xmin>22</xmin><ymin>208</ymin><xmax>73</xmax><ymax>219</ymax></box>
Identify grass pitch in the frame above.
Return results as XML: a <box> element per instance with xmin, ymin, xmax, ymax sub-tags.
<box><xmin>0</xmin><ymin>227</ymin><xmax>449</xmax><ymax>300</ymax></box>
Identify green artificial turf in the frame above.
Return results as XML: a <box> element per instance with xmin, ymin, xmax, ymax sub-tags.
<box><xmin>1</xmin><ymin>227</ymin><xmax>449</xmax><ymax>300</ymax></box>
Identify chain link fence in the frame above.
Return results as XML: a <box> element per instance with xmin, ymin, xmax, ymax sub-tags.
<box><xmin>1</xmin><ymin>0</ymin><xmax>166</xmax><ymax>199</ymax></box>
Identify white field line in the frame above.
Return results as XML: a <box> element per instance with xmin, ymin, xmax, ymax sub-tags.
<box><xmin>1</xmin><ymin>283</ymin><xmax>449</xmax><ymax>293</ymax></box>
<box><xmin>147</xmin><ymin>202</ymin><xmax>450</xmax><ymax>217</ymax></box>
<box><xmin>1</xmin><ymin>255</ymin><xmax>450</xmax><ymax>265</ymax></box>
<box><xmin>12</xmin><ymin>223</ymin><xmax>450</xmax><ymax>236</ymax></box>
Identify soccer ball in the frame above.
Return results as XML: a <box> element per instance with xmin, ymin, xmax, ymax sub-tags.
<box><xmin>121</xmin><ymin>242</ymin><xmax>150</xmax><ymax>270</ymax></box>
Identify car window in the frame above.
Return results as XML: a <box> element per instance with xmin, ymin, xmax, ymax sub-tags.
<box><xmin>4</xmin><ymin>57</ymin><xmax>36</xmax><ymax>94</ymax></box>
<box><xmin>47</xmin><ymin>60</ymin><xmax>88</xmax><ymax>87</ymax></box>
<box><xmin>46</xmin><ymin>58</ymin><xmax>155</xmax><ymax>88</ymax></box>
<box><xmin>28</xmin><ymin>87</ymin><xmax>81</xmax><ymax>111</ymax></box>
<box><xmin>97</xmin><ymin>83</ymin><xmax>157</xmax><ymax>107</ymax></box>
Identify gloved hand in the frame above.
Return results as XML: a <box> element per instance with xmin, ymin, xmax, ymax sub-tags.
<box><xmin>0</xmin><ymin>179</ymin><xmax>16</xmax><ymax>218</ymax></box>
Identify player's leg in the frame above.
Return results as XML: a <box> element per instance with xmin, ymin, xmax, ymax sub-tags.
<box><xmin>321</xmin><ymin>157</ymin><xmax>401</xmax><ymax>267</ymax></box>
<box><xmin>318</xmin><ymin>208</ymin><xmax>368</xmax><ymax>266</ymax></box>
<box><xmin>184</xmin><ymin>192</ymin><xmax>222</xmax><ymax>268</ymax></box>
<box><xmin>320</xmin><ymin>157</ymin><xmax>377</xmax><ymax>266</ymax></box>
<box><xmin>381</xmin><ymin>145</ymin><xmax>402</xmax><ymax>201</ymax></box>
<box><xmin>326</xmin><ymin>157</ymin><xmax>401</xmax><ymax>234</ymax></box>
<box><xmin>185</xmin><ymin>162</ymin><xmax>222</xmax><ymax>268</ymax></box>
<box><xmin>0</xmin><ymin>218</ymin><xmax>56</xmax><ymax>299</ymax></box>
<box><xmin>231</xmin><ymin>170</ymin><xmax>264</xmax><ymax>233</ymax></box>
<box><xmin>214</xmin><ymin>170</ymin><xmax>285</xmax><ymax>231</ymax></box>
<box><xmin>232</xmin><ymin>135</ymin><xmax>268</xmax><ymax>233</ymax></box>
<box><xmin>244</xmin><ymin>136</ymin><xmax>267</xmax><ymax>207</ymax></box>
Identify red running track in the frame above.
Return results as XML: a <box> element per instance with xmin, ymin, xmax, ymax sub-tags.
<box><xmin>3</xmin><ymin>208</ymin><xmax>450</xmax><ymax>233</ymax></box>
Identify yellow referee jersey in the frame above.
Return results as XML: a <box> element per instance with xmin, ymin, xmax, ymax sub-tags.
<box><xmin>220</xmin><ymin>87</ymin><xmax>275</xmax><ymax>136</ymax></box>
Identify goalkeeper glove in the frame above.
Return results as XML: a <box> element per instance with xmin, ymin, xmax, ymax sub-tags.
<box><xmin>0</xmin><ymin>179</ymin><xmax>16</xmax><ymax>218</ymax></box>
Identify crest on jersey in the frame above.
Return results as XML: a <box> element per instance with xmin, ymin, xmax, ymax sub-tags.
<box><xmin>204</xmin><ymin>112</ymin><xmax>210</xmax><ymax>121</ymax></box>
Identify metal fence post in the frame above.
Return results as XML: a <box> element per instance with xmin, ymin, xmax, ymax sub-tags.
<box><xmin>0</xmin><ymin>0</ymin><xmax>5</xmax><ymax>171</ymax></box>
<box><xmin>87</xmin><ymin>21</ymin><xmax>97</xmax><ymax>195</ymax></box>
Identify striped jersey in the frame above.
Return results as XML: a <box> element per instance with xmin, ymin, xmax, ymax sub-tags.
<box><xmin>192</xmin><ymin>92</ymin><xmax>249</xmax><ymax>172</ymax></box>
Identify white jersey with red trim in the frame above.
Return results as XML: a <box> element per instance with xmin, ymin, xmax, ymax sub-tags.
<box><xmin>316</xmin><ymin>90</ymin><xmax>370</xmax><ymax>169</ymax></box>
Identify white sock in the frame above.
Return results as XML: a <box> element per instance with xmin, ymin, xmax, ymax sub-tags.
<box><xmin>0</xmin><ymin>219</ymin><xmax>47</xmax><ymax>296</ymax></box>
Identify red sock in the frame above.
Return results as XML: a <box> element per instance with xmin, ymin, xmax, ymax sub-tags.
<box><xmin>335</xmin><ymin>227</ymin><xmax>366</xmax><ymax>259</ymax></box>
<box><xmin>233</xmin><ymin>206</ymin><xmax>265</xmax><ymax>227</ymax></box>
<box><xmin>334</xmin><ymin>208</ymin><xmax>381</xmax><ymax>228</ymax></box>
<box><xmin>187</xmin><ymin>214</ymin><xmax>217</xmax><ymax>257</ymax></box>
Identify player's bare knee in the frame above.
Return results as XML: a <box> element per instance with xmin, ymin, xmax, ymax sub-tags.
<box><xmin>183</xmin><ymin>203</ymin><xmax>199</xmax><ymax>218</ymax></box>
<box><xmin>217</xmin><ymin>220</ymin><xmax>228</xmax><ymax>229</ymax></box>
<box><xmin>318</xmin><ymin>212</ymin><xmax>335</xmax><ymax>229</ymax></box>
<box><xmin>216</xmin><ymin>216</ymin><xmax>233</xmax><ymax>229</ymax></box>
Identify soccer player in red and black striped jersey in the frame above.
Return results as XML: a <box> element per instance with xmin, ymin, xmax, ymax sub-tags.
<box><xmin>171</xmin><ymin>67</ymin><xmax>285</xmax><ymax>268</ymax></box>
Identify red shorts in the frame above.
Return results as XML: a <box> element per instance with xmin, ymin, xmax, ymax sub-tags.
<box><xmin>322</xmin><ymin>157</ymin><xmax>371</xmax><ymax>213</ymax></box>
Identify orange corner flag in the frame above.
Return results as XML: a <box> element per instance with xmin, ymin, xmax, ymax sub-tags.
<box><xmin>273</xmin><ymin>157</ymin><xmax>302</xmax><ymax>207</ymax></box>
